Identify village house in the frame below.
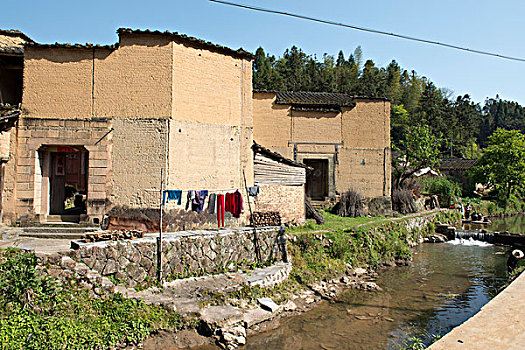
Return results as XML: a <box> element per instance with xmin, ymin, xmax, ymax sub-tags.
<box><xmin>0</xmin><ymin>28</ymin><xmax>309</xmax><ymax>227</ymax></box>
<box><xmin>0</xmin><ymin>28</ymin><xmax>257</xmax><ymax>226</ymax></box>
<box><xmin>253</xmin><ymin>90</ymin><xmax>391</xmax><ymax>211</ymax></box>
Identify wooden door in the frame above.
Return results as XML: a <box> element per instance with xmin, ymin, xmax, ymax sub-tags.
<box><xmin>304</xmin><ymin>159</ymin><xmax>328</xmax><ymax>200</ymax></box>
<box><xmin>49</xmin><ymin>152</ymin><xmax>66</xmax><ymax>214</ymax></box>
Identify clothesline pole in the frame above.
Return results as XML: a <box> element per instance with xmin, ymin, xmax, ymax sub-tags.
<box><xmin>243</xmin><ymin>170</ymin><xmax>261</xmax><ymax>264</ymax></box>
<box><xmin>157</xmin><ymin>168</ymin><xmax>164</xmax><ymax>283</ymax></box>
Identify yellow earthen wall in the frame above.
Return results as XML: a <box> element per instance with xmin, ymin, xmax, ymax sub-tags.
<box><xmin>253</xmin><ymin>93</ymin><xmax>290</xmax><ymax>148</ymax></box>
<box><xmin>291</xmin><ymin>110</ymin><xmax>342</xmax><ymax>144</ymax></box>
<box><xmin>22</xmin><ymin>48</ymin><xmax>94</xmax><ymax>118</ymax></box>
<box><xmin>167</xmin><ymin>119</ymin><xmax>250</xmax><ymax>189</ymax></box>
<box><xmin>336</xmin><ymin>148</ymin><xmax>389</xmax><ymax>198</ymax></box>
<box><xmin>109</xmin><ymin>118</ymin><xmax>168</xmax><ymax>208</ymax></box>
<box><xmin>171</xmin><ymin>42</ymin><xmax>251</xmax><ymax>127</ymax></box>
<box><xmin>94</xmin><ymin>34</ymin><xmax>172</xmax><ymax>118</ymax></box>
<box><xmin>342</xmin><ymin>100</ymin><xmax>390</xmax><ymax>149</ymax></box>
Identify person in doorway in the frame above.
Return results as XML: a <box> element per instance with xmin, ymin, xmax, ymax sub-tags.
<box><xmin>507</xmin><ymin>249</ymin><xmax>524</xmax><ymax>273</ymax></box>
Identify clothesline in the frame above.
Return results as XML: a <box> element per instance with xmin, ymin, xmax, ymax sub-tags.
<box><xmin>144</xmin><ymin>184</ymin><xmax>267</xmax><ymax>193</ymax></box>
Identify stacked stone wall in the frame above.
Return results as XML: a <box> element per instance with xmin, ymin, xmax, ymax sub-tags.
<box><xmin>68</xmin><ymin>227</ymin><xmax>284</xmax><ymax>287</ymax></box>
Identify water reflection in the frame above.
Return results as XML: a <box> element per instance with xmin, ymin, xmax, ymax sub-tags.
<box><xmin>489</xmin><ymin>214</ymin><xmax>525</xmax><ymax>233</ymax></box>
<box><xmin>245</xmin><ymin>243</ymin><xmax>507</xmax><ymax>350</ymax></box>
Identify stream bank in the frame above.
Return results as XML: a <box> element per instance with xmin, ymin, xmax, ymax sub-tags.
<box><xmin>145</xmin><ymin>210</ymin><xmax>462</xmax><ymax>349</ymax></box>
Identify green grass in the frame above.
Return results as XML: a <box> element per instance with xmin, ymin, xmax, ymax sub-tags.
<box><xmin>287</xmin><ymin>211</ymin><xmax>385</xmax><ymax>233</ymax></box>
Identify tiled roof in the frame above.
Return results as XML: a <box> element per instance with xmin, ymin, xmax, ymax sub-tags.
<box><xmin>23</xmin><ymin>28</ymin><xmax>254</xmax><ymax>60</ymax></box>
<box><xmin>439</xmin><ymin>158</ymin><xmax>477</xmax><ymax>170</ymax></box>
<box><xmin>117</xmin><ymin>28</ymin><xmax>254</xmax><ymax>60</ymax></box>
<box><xmin>254</xmin><ymin>90</ymin><xmax>390</xmax><ymax>106</ymax></box>
<box><xmin>252</xmin><ymin>141</ymin><xmax>309</xmax><ymax>169</ymax></box>
<box><xmin>0</xmin><ymin>46</ymin><xmax>23</xmax><ymax>55</ymax></box>
<box><xmin>0</xmin><ymin>105</ymin><xmax>20</xmax><ymax>132</ymax></box>
<box><xmin>25</xmin><ymin>42</ymin><xmax>117</xmax><ymax>50</ymax></box>
<box><xmin>0</xmin><ymin>29</ymin><xmax>33</xmax><ymax>43</ymax></box>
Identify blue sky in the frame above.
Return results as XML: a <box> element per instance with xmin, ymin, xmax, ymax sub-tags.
<box><xmin>2</xmin><ymin>0</ymin><xmax>524</xmax><ymax>105</ymax></box>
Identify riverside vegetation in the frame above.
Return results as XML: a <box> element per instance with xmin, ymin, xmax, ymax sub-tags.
<box><xmin>0</xmin><ymin>210</ymin><xmax>461</xmax><ymax>349</ymax></box>
<box><xmin>0</xmin><ymin>248</ymin><xmax>190</xmax><ymax>349</ymax></box>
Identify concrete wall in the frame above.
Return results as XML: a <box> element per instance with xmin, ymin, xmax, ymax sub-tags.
<box><xmin>252</xmin><ymin>92</ymin><xmax>391</xmax><ymax>200</ymax></box>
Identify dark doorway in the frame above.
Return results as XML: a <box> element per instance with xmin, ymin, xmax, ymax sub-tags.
<box><xmin>304</xmin><ymin>159</ymin><xmax>329</xmax><ymax>200</ymax></box>
<box><xmin>49</xmin><ymin>147</ymin><xmax>88</xmax><ymax>215</ymax></box>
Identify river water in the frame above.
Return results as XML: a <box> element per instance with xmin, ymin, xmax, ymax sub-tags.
<box><xmin>244</xmin><ymin>220</ymin><xmax>519</xmax><ymax>349</ymax></box>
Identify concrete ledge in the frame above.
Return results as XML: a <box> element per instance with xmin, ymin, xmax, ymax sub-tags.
<box><xmin>430</xmin><ymin>270</ymin><xmax>525</xmax><ymax>349</ymax></box>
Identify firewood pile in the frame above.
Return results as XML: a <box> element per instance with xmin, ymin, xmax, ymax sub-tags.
<box><xmin>250</xmin><ymin>211</ymin><xmax>281</xmax><ymax>227</ymax></box>
<box><xmin>81</xmin><ymin>229</ymin><xmax>144</xmax><ymax>243</ymax></box>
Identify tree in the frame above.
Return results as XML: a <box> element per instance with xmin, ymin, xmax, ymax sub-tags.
<box><xmin>253</xmin><ymin>47</ymin><xmax>282</xmax><ymax>90</ymax></box>
<box><xmin>393</xmin><ymin>125</ymin><xmax>442</xmax><ymax>188</ymax></box>
<box><xmin>472</xmin><ymin>128</ymin><xmax>525</xmax><ymax>200</ymax></box>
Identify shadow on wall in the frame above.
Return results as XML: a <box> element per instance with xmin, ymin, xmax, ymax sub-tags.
<box><xmin>104</xmin><ymin>206</ymin><xmax>228</xmax><ymax>232</ymax></box>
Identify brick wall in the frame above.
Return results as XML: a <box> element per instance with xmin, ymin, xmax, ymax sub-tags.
<box><xmin>254</xmin><ymin>185</ymin><xmax>305</xmax><ymax>225</ymax></box>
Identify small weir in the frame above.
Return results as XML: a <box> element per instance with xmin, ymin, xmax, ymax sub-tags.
<box><xmin>455</xmin><ymin>229</ymin><xmax>495</xmax><ymax>243</ymax></box>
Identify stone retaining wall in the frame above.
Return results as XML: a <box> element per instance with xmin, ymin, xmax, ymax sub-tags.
<box><xmin>68</xmin><ymin>227</ymin><xmax>285</xmax><ymax>287</ymax></box>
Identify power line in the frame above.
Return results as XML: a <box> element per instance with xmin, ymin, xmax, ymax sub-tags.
<box><xmin>210</xmin><ymin>0</ymin><xmax>525</xmax><ymax>63</ymax></box>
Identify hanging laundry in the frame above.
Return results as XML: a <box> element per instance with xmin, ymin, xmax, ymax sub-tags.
<box><xmin>217</xmin><ymin>194</ymin><xmax>225</xmax><ymax>227</ymax></box>
<box><xmin>208</xmin><ymin>193</ymin><xmax>217</xmax><ymax>214</ymax></box>
<box><xmin>192</xmin><ymin>190</ymin><xmax>208</xmax><ymax>214</ymax></box>
<box><xmin>185</xmin><ymin>190</ymin><xmax>196</xmax><ymax>210</ymax></box>
<box><xmin>225</xmin><ymin>190</ymin><xmax>243</xmax><ymax>218</ymax></box>
<box><xmin>163</xmin><ymin>190</ymin><xmax>182</xmax><ymax>205</ymax></box>
<box><xmin>246</xmin><ymin>186</ymin><xmax>260</xmax><ymax>197</ymax></box>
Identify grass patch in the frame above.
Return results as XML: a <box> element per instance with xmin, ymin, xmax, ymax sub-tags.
<box><xmin>0</xmin><ymin>248</ymin><xmax>185</xmax><ymax>349</ymax></box>
<box><xmin>288</xmin><ymin>211</ymin><xmax>385</xmax><ymax>233</ymax></box>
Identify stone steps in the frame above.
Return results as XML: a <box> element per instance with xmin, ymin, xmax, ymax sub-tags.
<box><xmin>239</xmin><ymin>262</ymin><xmax>293</xmax><ymax>288</ymax></box>
<box><xmin>20</xmin><ymin>226</ymin><xmax>99</xmax><ymax>239</ymax></box>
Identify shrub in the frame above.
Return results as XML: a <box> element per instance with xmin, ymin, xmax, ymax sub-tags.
<box><xmin>420</xmin><ymin>176</ymin><xmax>462</xmax><ymax>207</ymax></box>
<box><xmin>336</xmin><ymin>189</ymin><xmax>363</xmax><ymax>217</ymax></box>
<box><xmin>392</xmin><ymin>188</ymin><xmax>417</xmax><ymax>214</ymax></box>
<box><xmin>0</xmin><ymin>249</ymin><xmax>182</xmax><ymax>349</ymax></box>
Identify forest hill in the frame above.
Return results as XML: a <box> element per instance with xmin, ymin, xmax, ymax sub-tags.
<box><xmin>253</xmin><ymin>46</ymin><xmax>525</xmax><ymax>158</ymax></box>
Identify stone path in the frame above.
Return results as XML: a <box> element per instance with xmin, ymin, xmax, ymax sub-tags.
<box><xmin>430</xmin><ymin>270</ymin><xmax>525</xmax><ymax>350</ymax></box>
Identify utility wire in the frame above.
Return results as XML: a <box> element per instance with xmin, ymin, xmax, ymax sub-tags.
<box><xmin>210</xmin><ymin>0</ymin><xmax>525</xmax><ymax>63</ymax></box>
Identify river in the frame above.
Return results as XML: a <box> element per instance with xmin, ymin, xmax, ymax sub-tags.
<box><xmin>243</xmin><ymin>216</ymin><xmax>524</xmax><ymax>349</ymax></box>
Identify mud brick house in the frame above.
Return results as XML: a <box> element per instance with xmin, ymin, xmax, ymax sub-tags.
<box><xmin>253</xmin><ymin>90</ymin><xmax>391</xmax><ymax>208</ymax></box>
<box><xmin>252</xmin><ymin>142</ymin><xmax>307</xmax><ymax>225</ymax></box>
<box><xmin>0</xmin><ymin>28</ymin><xmax>256</xmax><ymax>226</ymax></box>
